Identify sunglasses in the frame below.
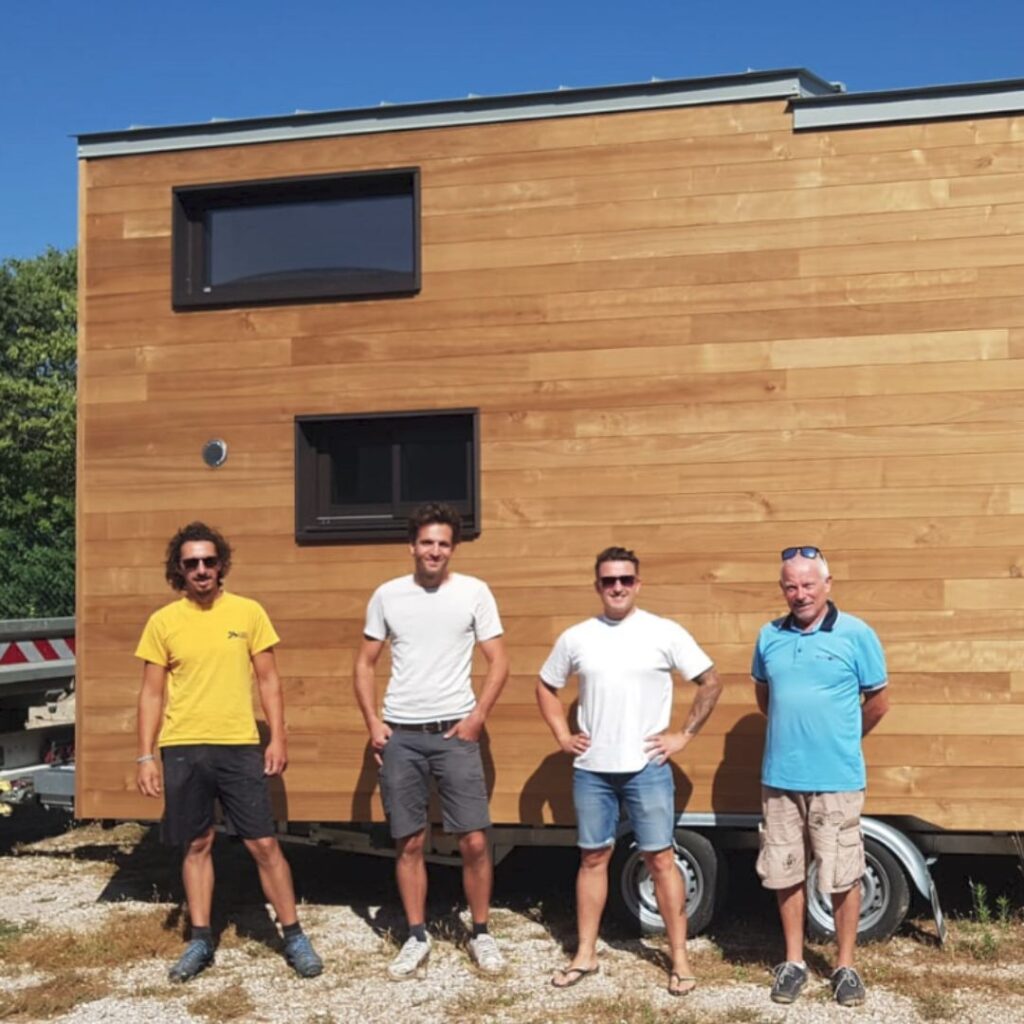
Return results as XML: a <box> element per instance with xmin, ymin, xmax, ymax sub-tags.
<box><xmin>598</xmin><ymin>574</ymin><xmax>637</xmax><ymax>589</ymax></box>
<box><xmin>181</xmin><ymin>556</ymin><xmax>220</xmax><ymax>571</ymax></box>
<box><xmin>781</xmin><ymin>546</ymin><xmax>823</xmax><ymax>561</ymax></box>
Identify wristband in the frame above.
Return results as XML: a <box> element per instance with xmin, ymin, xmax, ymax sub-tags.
<box><xmin>136</xmin><ymin>754</ymin><xmax>155</xmax><ymax>764</ymax></box>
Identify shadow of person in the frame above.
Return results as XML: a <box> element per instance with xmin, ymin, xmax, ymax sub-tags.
<box><xmin>710</xmin><ymin>712</ymin><xmax>765</xmax><ymax>815</ymax></box>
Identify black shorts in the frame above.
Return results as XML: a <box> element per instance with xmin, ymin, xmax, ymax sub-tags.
<box><xmin>160</xmin><ymin>744</ymin><xmax>275</xmax><ymax>847</ymax></box>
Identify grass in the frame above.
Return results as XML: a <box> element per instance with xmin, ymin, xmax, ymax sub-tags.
<box><xmin>186</xmin><ymin>981</ymin><xmax>255</xmax><ymax>1022</ymax></box>
<box><xmin>0</xmin><ymin>970</ymin><xmax>110</xmax><ymax>1020</ymax></box>
<box><xmin>2</xmin><ymin>906</ymin><xmax>182</xmax><ymax>971</ymax></box>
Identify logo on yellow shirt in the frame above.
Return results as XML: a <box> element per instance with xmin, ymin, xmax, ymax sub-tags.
<box><xmin>227</xmin><ymin>630</ymin><xmax>249</xmax><ymax>640</ymax></box>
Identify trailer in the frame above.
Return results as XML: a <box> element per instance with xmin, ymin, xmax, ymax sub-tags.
<box><xmin>75</xmin><ymin>68</ymin><xmax>1024</xmax><ymax>942</ymax></box>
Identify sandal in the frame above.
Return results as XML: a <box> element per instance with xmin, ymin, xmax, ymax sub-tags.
<box><xmin>551</xmin><ymin>965</ymin><xmax>599</xmax><ymax>988</ymax></box>
<box><xmin>668</xmin><ymin>972</ymin><xmax>697</xmax><ymax>997</ymax></box>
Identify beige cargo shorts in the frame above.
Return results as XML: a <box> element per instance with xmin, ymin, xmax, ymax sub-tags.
<box><xmin>756</xmin><ymin>786</ymin><xmax>866</xmax><ymax>894</ymax></box>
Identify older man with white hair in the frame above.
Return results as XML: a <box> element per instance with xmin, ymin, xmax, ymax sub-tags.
<box><xmin>752</xmin><ymin>546</ymin><xmax>889</xmax><ymax>1009</ymax></box>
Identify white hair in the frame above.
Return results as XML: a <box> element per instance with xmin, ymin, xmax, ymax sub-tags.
<box><xmin>779</xmin><ymin>554</ymin><xmax>830</xmax><ymax>581</ymax></box>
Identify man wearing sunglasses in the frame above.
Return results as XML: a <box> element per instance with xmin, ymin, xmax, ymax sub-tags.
<box><xmin>753</xmin><ymin>547</ymin><xmax>889</xmax><ymax>1008</ymax></box>
<box><xmin>537</xmin><ymin>546</ymin><xmax>722</xmax><ymax>997</ymax></box>
<box><xmin>135</xmin><ymin>521</ymin><xmax>322</xmax><ymax>983</ymax></box>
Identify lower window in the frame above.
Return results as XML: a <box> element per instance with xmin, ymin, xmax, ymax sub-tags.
<box><xmin>295</xmin><ymin>409</ymin><xmax>479</xmax><ymax>542</ymax></box>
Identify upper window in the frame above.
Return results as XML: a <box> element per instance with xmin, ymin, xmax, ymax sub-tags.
<box><xmin>172</xmin><ymin>169</ymin><xmax>420</xmax><ymax>309</ymax></box>
<box><xmin>295</xmin><ymin>409</ymin><xmax>479</xmax><ymax>543</ymax></box>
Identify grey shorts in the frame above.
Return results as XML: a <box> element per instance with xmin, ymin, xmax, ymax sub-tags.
<box><xmin>378</xmin><ymin>727</ymin><xmax>491</xmax><ymax>839</ymax></box>
<box><xmin>160</xmin><ymin>744</ymin><xmax>275</xmax><ymax>847</ymax></box>
<box><xmin>756</xmin><ymin>786</ymin><xmax>866</xmax><ymax>895</ymax></box>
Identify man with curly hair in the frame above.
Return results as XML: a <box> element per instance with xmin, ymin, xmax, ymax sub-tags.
<box><xmin>135</xmin><ymin>521</ymin><xmax>322</xmax><ymax>982</ymax></box>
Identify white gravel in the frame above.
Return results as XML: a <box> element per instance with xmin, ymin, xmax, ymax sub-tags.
<box><xmin>2</xmin><ymin>822</ymin><xmax>1023</xmax><ymax>1023</ymax></box>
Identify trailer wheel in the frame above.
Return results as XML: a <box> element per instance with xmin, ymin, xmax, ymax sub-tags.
<box><xmin>805</xmin><ymin>836</ymin><xmax>911</xmax><ymax>943</ymax></box>
<box><xmin>608</xmin><ymin>829</ymin><xmax>724</xmax><ymax>936</ymax></box>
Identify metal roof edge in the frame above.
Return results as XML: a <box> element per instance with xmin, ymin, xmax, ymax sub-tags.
<box><xmin>77</xmin><ymin>68</ymin><xmax>839</xmax><ymax>159</ymax></box>
<box><xmin>791</xmin><ymin>76</ymin><xmax>1024</xmax><ymax>130</ymax></box>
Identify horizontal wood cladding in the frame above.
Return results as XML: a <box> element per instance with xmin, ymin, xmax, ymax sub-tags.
<box><xmin>77</xmin><ymin>98</ymin><xmax>1024</xmax><ymax>829</ymax></box>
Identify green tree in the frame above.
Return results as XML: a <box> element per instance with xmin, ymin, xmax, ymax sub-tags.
<box><xmin>0</xmin><ymin>247</ymin><xmax>76</xmax><ymax>618</ymax></box>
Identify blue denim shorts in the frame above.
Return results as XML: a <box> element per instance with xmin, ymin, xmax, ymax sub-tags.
<box><xmin>573</xmin><ymin>760</ymin><xmax>676</xmax><ymax>852</ymax></box>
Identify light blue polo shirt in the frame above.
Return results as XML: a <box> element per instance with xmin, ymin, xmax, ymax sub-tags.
<box><xmin>752</xmin><ymin>602</ymin><xmax>887</xmax><ymax>792</ymax></box>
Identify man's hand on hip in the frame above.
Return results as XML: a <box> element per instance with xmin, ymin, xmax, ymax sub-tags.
<box><xmin>560</xmin><ymin>732</ymin><xmax>591</xmax><ymax>756</ymax></box>
<box><xmin>644</xmin><ymin>730</ymin><xmax>689</xmax><ymax>765</ymax></box>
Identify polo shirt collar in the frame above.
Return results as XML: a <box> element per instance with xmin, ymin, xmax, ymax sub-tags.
<box><xmin>779</xmin><ymin>600</ymin><xmax>838</xmax><ymax>634</ymax></box>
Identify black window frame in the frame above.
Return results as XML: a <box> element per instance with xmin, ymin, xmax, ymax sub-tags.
<box><xmin>171</xmin><ymin>168</ymin><xmax>420</xmax><ymax>310</ymax></box>
<box><xmin>294</xmin><ymin>408</ymin><xmax>480</xmax><ymax>544</ymax></box>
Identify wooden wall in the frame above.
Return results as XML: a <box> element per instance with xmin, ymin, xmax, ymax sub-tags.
<box><xmin>77</xmin><ymin>97</ymin><xmax>1024</xmax><ymax>831</ymax></box>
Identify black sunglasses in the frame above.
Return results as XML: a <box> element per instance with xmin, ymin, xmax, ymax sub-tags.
<box><xmin>781</xmin><ymin>546</ymin><xmax>823</xmax><ymax>561</ymax></box>
<box><xmin>182</xmin><ymin>556</ymin><xmax>220</xmax><ymax>571</ymax></box>
<box><xmin>598</xmin><ymin>574</ymin><xmax>637</xmax><ymax>589</ymax></box>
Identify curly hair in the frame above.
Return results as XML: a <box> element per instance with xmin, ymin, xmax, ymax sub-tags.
<box><xmin>407</xmin><ymin>502</ymin><xmax>463</xmax><ymax>545</ymax></box>
<box><xmin>164</xmin><ymin>521</ymin><xmax>232</xmax><ymax>592</ymax></box>
<box><xmin>594</xmin><ymin>546</ymin><xmax>639</xmax><ymax>578</ymax></box>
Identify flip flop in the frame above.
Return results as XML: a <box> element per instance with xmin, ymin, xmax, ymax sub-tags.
<box><xmin>551</xmin><ymin>965</ymin><xmax>599</xmax><ymax>988</ymax></box>
<box><xmin>668</xmin><ymin>972</ymin><xmax>697</xmax><ymax>997</ymax></box>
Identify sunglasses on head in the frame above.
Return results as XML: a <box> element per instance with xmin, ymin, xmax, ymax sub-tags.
<box><xmin>598</xmin><ymin>574</ymin><xmax>637</xmax><ymax>589</ymax></box>
<box><xmin>181</xmin><ymin>556</ymin><xmax>220</xmax><ymax>571</ymax></box>
<box><xmin>781</xmin><ymin>546</ymin><xmax>823</xmax><ymax>561</ymax></box>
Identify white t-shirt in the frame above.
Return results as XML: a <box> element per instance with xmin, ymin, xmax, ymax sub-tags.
<box><xmin>364</xmin><ymin>572</ymin><xmax>504</xmax><ymax>724</ymax></box>
<box><xmin>539</xmin><ymin>608</ymin><xmax>713</xmax><ymax>773</ymax></box>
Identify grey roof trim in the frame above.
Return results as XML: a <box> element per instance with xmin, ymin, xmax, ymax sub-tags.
<box><xmin>792</xmin><ymin>77</ymin><xmax>1024</xmax><ymax>129</ymax></box>
<box><xmin>77</xmin><ymin>69</ymin><xmax>839</xmax><ymax>159</ymax></box>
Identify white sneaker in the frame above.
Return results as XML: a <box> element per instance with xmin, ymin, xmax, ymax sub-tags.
<box><xmin>467</xmin><ymin>932</ymin><xmax>505</xmax><ymax>975</ymax></box>
<box><xmin>388</xmin><ymin>935</ymin><xmax>431</xmax><ymax>980</ymax></box>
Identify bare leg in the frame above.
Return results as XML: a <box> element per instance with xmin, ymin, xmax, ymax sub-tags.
<box><xmin>644</xmin><ymin>847</ymin><xmax>694</xmax><ymax>993</ymax></box>
<box><xmin>553</xmin><ymin>845</ymin><xmax>612</xmax><ymax>983</ymax></box>
<box><xmin>182</xmin><ymin>828</ymin><xmax>216</xmax><ymax>928</ymax></box>
<box><xmin>831</xmin><ymin>884</ymin><xmax>861</xmax><ymax>969</ymax></box>
<box><xmin>242</xmin><ymin>836</ymin><xmax>299</xmax><ymax>926</ymax></box>
<box><xmin>458</xmin><ymin>830</ymin><xmax>492</xmax><ymax>924</ymax></box>
<box><xmin>776</xmin><ymin>882</ymin><xmax>806</xmax><ymax>963</ymax></box>
<box><xmin>395</xmin><ymin>829</ymin><xmax>428</xmax><ymax>926</ymax></box>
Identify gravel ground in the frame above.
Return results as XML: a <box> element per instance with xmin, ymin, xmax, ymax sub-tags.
<box><xmin>2</xmin><ymin>810</ymin><xmax>1024</xmax><ymax>1024</ymax></box>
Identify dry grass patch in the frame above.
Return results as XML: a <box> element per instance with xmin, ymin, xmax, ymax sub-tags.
<box><xmin>0</xmin><ymin>969</ymin><xmax>110</xmax><ymax>1020</ymax></box>
<box><xmin>3</xmin><ymin>906</ymin><xmax>181</xmax><ymax>971</ymax></box>
<box><xmin>187</xmin><ymin>981</ymin><xmax>255</xmax><ymax>1022</ymax></box>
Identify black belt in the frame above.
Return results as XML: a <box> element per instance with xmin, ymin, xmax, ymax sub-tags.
<box><xmin>386</xmin><ymin>719</ymin><xmax>461</xmax><ymax>734</ymax></box>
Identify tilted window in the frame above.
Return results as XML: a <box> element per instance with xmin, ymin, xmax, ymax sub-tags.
<box><xmin>295</xmin><ymin>410</ymin><xmax>479</xmax><ymax>543</ymax></box>
<box><xmin>172</xmin><ymin>169</ymin><xmax>419</xmax><ymax>309</ymax></box>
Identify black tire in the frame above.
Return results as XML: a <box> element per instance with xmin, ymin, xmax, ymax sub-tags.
<box><xmin>608</xmin><ymin>828</ymin><xmax>726</xmax><ymax>936</ymax></box>
<box><xmin>805</xmin><ymin>836</ymin><xmax>912</xmax><ymax>943</ymax></box>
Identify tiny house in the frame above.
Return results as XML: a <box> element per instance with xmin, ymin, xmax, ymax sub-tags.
<box><xmin>76</xmin><ymin>69</ymin><xmax>1024</xmax><ymax>938</ymax></box>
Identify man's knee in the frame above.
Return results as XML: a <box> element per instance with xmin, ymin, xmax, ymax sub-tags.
<box><xmin>641</xmin><ymin>846</ymin><xmax>677</xmax><ymax>880</ymax></box>
<box><xmin>184</xmin><ymin>828</ymin><xmax>215</xmax><ymax>858</ymax></box>
<box><xmin>244</xmin><ymin>835</ymin><xmax>283</xmax><ymax>866</ymax></box>
<box><xmin>397</xmin><ymin>829</ymin><xmax>427</xmax><ymax>861</ymax></box>
<box><xmin>458</xmin><ymin>829</ymin><xmax>489</xmax><ymax>863</ymax></box>
<box><xmin>579</xmin><ymin>845</ymin><xmax>614</xmax><ymax>871</ymax></box>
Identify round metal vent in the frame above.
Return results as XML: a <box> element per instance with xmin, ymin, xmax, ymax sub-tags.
<box><xmin>201</xmin><ymin>439</ymin><xmax>228</xmax><ymax>468</ymax></box>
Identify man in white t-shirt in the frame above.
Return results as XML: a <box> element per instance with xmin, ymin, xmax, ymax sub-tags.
<box><xmin>354</xmin><ymin>503</ymin><xmax>509</xmax><ymax>981</ymax></box>
<box><xmin>537</xmin><ymin>546</ymin><xmax>723</xmax><ymax>997</ymax></box>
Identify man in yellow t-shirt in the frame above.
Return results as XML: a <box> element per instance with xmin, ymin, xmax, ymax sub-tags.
<box><xmin>135</xmin><ymin>521</ymin><xmax>322</xmax><ymax>983</ymax></box>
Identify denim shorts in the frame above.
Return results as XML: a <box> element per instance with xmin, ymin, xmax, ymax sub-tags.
<box><xmin>573</xmin><ymin>760</ymin><xmax>675</xmax><ymax>852</ymax></box>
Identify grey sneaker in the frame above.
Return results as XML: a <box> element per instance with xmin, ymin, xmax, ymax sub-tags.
<box><xmin>832</xmin><ymin>966</ymin><xmax>866</xmax><ymax>1007</ymax></box>
<box><xmin>467</xmin><ymin>932</ymin><xmax>505</xmax><ymax>975</ymax></box>
<box><xmin>388</xmin><ymin>935</ymin><xmax>431</xmax><ymax>980</ymax></box>
<box><xmin>284</xmin><ymin>932</ymin><xmax>323</xmax><ymax>978</ymax></box>
<box><xmin>770</xmin><ymin>961</ymin><xmax>808</xmax><ymax>1004</ymax></box>
<box><xmin>168</xmin><ymin>938</ymin><xmax>214</xmax><ymax>983</ymax></box>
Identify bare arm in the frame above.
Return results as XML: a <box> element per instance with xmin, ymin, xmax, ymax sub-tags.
<box><xmin>448</xmin><ymin>634</ymin><xmax>510</xmax><ymax>741</ymax></box>
<box><xmin>645</xmin><ymin>666</ymin><xmax>724</xmax><ymax>764</ymax></box>
<box><xmin>754</xmin><ymin>680</ymin><xmax>769</xmax><ymax>716</ymax></box>
<box><xmin>136</xmin><ymin>662</ymin><xmax>167</xmax><ymax>797</ymax></box>
<box><xmin>535</xmin><ymin>679</ymin><xmax>591</xmax><ymax>756</ymax></box>
<box><xmin>252</xmin><ymin>648</ymin><xmax>287</xmax><ymax>775</ymax></box>
<box><xmin>353</xmin><ymin>636</ymin><xmax>390</xmax><ymax>763</ymax></box>
<box><xmin>861</xmin><ymin>686</ymin><xmax>890</xmax><ymax>736</ymax></box>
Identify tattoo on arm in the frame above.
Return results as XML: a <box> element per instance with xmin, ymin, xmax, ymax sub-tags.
<box><xmin>682</xmin><ymin>668</ymin><xmax>723</xmax><ymax>736</ymax></box>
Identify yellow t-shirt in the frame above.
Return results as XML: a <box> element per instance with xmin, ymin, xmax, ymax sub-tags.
<box><xmin>134</xmin><ymin>591</ymin><xmax>280</xmax><ymax>746</ymax></box>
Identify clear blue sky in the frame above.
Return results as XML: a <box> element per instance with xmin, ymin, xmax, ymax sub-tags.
<box><xmin>3</xmin><ymin>0</ymin><xmax>1022</xmax><ymax>260</ymax></box>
